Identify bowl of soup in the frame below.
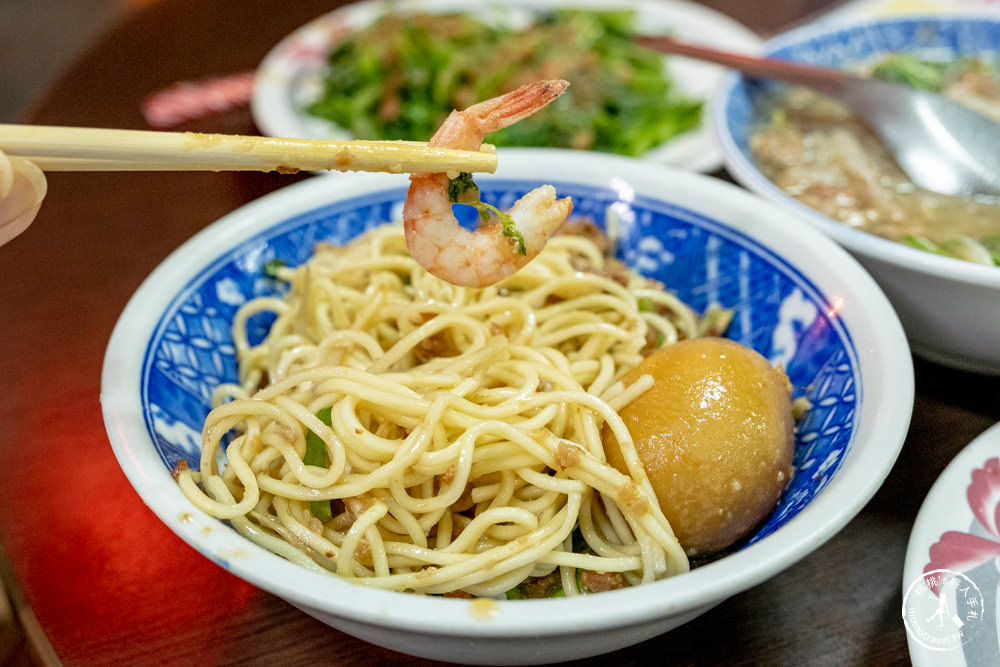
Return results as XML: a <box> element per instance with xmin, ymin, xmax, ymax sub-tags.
<box><xmin>713</xmin><ymin>15</ymin><xmax>1000</xmax><ymax>374</ymax></box>
<box><xmin>101</xmin><ymin>149</ymin><xmax>912</xmax><ymax>664</ymax></box>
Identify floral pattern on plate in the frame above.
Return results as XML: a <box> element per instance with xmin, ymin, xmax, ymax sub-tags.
<box><xmin>904</xmin><ymin>422</ymin><xmax>1000</xmax><ymax>666</ymax></box>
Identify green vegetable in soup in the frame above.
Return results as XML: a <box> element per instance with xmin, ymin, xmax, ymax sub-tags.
<box><xmin>982</xmin><ymin>234</ymin><xmax>1000</xmax><ymax>265</ymax></box>
<box><xmin>307</xmin><ymin>9</ymin><xmax>701</xmax><ymax>156</ymax></box>
<box><xmin>939</xmin><ymin>237</ymin><xmax>996</xmax><ymax>266</ymax></box>
<box><xmin>871</xmin><ymin>54</ymin><xmax>948</xmax><ymax>91</ymax></box>
<box><xmin>903</xmin><ymin>234</ymin><xmax>1000</xmax><ymax>266</ymax></box>
<box><xmin>753</xmin><ymin>53</ymin><xmax>1000</xmax><ymax>269</ymax></box>
<box><xmin>903</xmin><ymin>235</ymin><xmax>948</xmax><ymax>256</ymax></box>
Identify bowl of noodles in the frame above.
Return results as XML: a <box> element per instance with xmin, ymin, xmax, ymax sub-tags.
<box><xmin>712</xmin><ymin>15</ymin><xmax>1000</xmax><ymax>374</ymax></box>
<box><xmin>101</xmin><ymin>149</ymin><xmax>912</xmax><ymax>664</ymax></box>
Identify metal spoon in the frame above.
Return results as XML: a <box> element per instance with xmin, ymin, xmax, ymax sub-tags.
<box><xmin>639</xmin><ymin>35</ymin><xmax>1000</xmax><ymax>198</ymax></box>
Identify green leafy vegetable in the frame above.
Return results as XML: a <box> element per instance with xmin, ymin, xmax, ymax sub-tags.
<box><xmin>263</xmin><ymin>258</ymin><xmax>287</xmax><ymax>279</ymax></box>
<box><xmin>903</xmin><ymin>235</ymin><xmax>947</xmax><ymax>256</ymax></box>
<box><xmin>504</xmin><ymin>577</ymin><xmax>566</xmax><ymax>599</ymax></box>
<box><xmin>871</xmin><ymin>54</ymin><xmax>947</xmax><ymax>91</ymax></box>
<box><xmin>903</xmin><ymin>234</ymin><xmax>1000</xmax><ymax>266</ymax></box>
<box><xmin>939</xmin><ymin>236</ymin><xmax>995</xmax><ymax>265</ymax></box>
<box><xmin>307</xmin><ymin>9</ymin><xmax>702</xmax><ymax>156</ymax></box>
<box><xmin>447</xmin><ymin>173</ymin><xmax>526</xmax><ymax>255</ymax></box>
<box><xmin>304</xmin><ymin>406</ymin><xmax>334</xmax><ymax>522</ymax></box>
<box><xmin>484</xmin><ymin>202</ymin><xmax>525</xmax><ymax>255</ymax></box>
<box><xmin>981</xmin><ymin>234</ymin><xmax>1000</xmax><ymax>265</ymax></box>
<box><xmin>769</xmin><ymin>107</ymin><xmax>787</xmax><ymax>128</ymax></box>
<box><xmin>447</xmin><ymin>171</ymin><xmax>481</xmax><ymax>204</ymax></box>
<box><xmin>504</xmin><ymin>527</ymin><xmax>591</xmax><ymax>599</ymax></box>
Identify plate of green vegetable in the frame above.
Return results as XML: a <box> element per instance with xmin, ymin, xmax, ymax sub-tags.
<box><xmin>251</xmin><ymin>0</ymin><xmax>760</xmax><ymax>173</ymax></box>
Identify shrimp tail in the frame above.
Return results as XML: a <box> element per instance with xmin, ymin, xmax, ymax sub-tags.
<box><xmin>429</xmin><ymin>79</ymin><xmax>570</xmax><ymax>150</ymax></box>
<box><xmin>468</xmin><ymin>79</ymin><xmax>569</xmax><ymax>134</ymax></box>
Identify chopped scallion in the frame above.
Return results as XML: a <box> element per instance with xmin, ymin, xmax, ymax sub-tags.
<box><xmin>304</xmin><ymin>406</ymin><xmax>334</xmax><ymax>522</ymax></box>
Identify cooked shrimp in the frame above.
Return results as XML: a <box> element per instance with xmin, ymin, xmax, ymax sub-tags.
<box><xmin>403</xmin><ymin>79</ymin><xmax>572</xmax><ymax>288</ymax></box>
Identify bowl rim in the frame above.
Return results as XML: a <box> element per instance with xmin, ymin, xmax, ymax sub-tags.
<box><xmin>710</xmin><ymin>13</ymin><xmax>1000</xmax><ymax>289</ymax></box>
<box><xmin>101</xmin><ymin>148</ymin><xmax>913</xmax><ymax>636</ymax></box>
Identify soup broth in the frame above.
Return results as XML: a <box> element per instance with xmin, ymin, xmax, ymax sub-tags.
<box><xmin>750</xmin><ymin>56</ymin><xmax>1000</xmax><ymax>266</ymax></box>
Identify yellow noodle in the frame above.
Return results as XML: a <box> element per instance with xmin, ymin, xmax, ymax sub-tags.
<box><xmin>177</xmin><ymin>224</ymin><xmax>711</xmax><ymax>595</ymax></box>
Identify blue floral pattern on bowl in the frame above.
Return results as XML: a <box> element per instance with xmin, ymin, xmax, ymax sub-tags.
<box><xmin>141</xmin><ymin>180</ymin><xmax>859</xmax><ymax>549</ymax></box>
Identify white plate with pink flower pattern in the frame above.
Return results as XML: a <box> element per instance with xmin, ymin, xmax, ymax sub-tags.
<box><xmin>902</xmin><ymin>422</ymin><xmax>1000</xmax><ymax>666</ymax></box>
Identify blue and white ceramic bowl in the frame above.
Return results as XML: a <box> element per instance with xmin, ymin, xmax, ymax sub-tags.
<box><xmin>101</xmin><ymin>150</ymin><xmax>913</xmax><ymax>665</ymax></box>
<box><xmin>713</xmin><ymin>15</ymin><xmax>1000</xmax><ymax>375</ymax></box>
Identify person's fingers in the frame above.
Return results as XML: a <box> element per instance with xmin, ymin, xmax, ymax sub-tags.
<box><xmin>0</xmin><ymin>151</ymin><xmax>13</xmax><ymax>198</ymax></box>
<box><xmin>0</xmin><ymin>155</ymin><xmax>47</xmax><ymax>246</ymax></box>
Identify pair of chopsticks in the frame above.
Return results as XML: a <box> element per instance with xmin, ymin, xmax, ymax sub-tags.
<box><xmin>0</xmin><ymin>124</ymin><xmax>497</xmax><ymax>174</ymax></box>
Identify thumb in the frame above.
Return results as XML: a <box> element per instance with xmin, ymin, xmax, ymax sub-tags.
<box><xmin>0</xmin><ymin>152</ymin><xmax>47</xmax><ymax>246</ymax></box>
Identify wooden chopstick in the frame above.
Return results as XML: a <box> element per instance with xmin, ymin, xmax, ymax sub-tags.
<box><xmin>0</xmin><ymin>124</ymin><xmax>497</xmax><ymax>174</ymax></box>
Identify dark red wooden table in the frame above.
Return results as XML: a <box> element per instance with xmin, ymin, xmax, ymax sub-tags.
<box><xmin>1</xmin><ymin>1</ymin><xmax>997</xmax><ymax>664</ymax></box>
